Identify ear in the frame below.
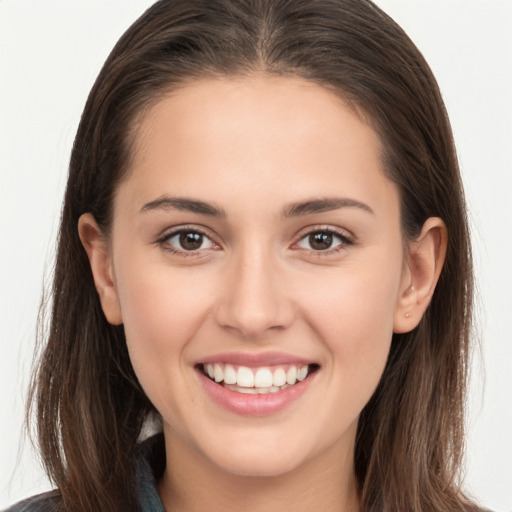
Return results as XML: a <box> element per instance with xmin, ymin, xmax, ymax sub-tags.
<box><xmin>393</xmin><ymin>217</ymin><xmax>447</xmax><ymax>333</ymax></box>
<box><xmin>78</xmin><ymin>213</ymin><xmax>123</xmax><ymax>325</ymax></box>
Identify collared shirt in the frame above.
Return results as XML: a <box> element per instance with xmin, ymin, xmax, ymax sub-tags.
<box><xmin>3</xmin><ymin>433</ymin><xmax>493</xmax><ymax>512</ymax></box>
<box><xmin>2</xmin><ymin>434</ymin><xmax>166</xmax><ymax>512</ymax></box>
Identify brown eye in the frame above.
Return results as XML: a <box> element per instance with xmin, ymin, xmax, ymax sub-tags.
<box><xmin>164</xmin><ymin>230</ymin><xmax>215</xmax><ymax>252</ymax></box>
<box><xmin>309</xmin><ymin>232</ymin><xmax>334</xmax><ymax>250</ymax></box>
<box><xmin>179</xmin><ymin>231</ymin><xmax>204</xmax><ymax>250</ymax></box>
<box><xmin>297</xmin><ymin>230</ymin><xmax>348</xmax><ymax>252</ymax></box>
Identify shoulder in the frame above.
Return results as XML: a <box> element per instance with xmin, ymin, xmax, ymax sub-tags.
<box><xmin>3</xmin><ymin>434</ymin><xmax>165</xmax><ymax>512</ymax></box>
<box><xmin>2</xmin><ymin>490</ymin><xmax>62</xmax><ymax>512</ymax></box>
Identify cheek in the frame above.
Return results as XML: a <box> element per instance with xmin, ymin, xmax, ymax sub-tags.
<box><xmin>113</xmin><ymin>262</ymin><xmax>214</xmax><ymax>392</ymax></box>
<box><xmin>116</xmin><ymin>258</ymin><xmax>212</xmax><ymax>338</ymax></box>
<box><xmin>303</xmin><ymin>258</ymin><xmax>400</xmax><ymax>342</ymax></box>
<box><xmin>305</xmin><ymin>274</ymin><xmax>397</xmax><ymax>442</ymax></box>
<box><xmin>318</xmin><ymin>286</ymin><xmax>395</xmax><ymax>379</ymax></box>
<box><xmin>299</xmin><ymin>251</ymin><xmax>402</xmax><ymax>401</ymax></box>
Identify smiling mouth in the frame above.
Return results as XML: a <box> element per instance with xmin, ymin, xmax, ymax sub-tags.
<box><xmin>199</xmin><ymin>363</ymin><xmax>320</xmax><ymax>394</ymax></box>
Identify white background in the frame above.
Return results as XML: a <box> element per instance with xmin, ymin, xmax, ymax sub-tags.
<box><xmin>1</xmin><ymin>1</ymin><xmax>511</xmax><ymax>510</ymax></box>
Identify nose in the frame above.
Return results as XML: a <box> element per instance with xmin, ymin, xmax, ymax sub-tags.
<box><xmin>214</xmin><ymin>248</ymin><xmax>295</xmax><ymax>339</ymax></box>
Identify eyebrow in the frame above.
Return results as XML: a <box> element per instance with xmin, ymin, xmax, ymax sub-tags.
<box><xmin>282</xmin><ymin>197</ymin><xmax>374</xmax><ymax>217</ymax></box>
<box><xmin>139</xmin><ymin>195</ymin><xmax>374</xmax><ymax>218</ymax></box>
<box><xmin>140</xmin><ymin>196</ymin><xmax>226</xmax><ymax>217</ymax></box>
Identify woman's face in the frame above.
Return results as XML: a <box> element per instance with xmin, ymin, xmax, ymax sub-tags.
<box><xmin>101</xmin><ymin>76</ymin><xmax>410</xmax><ymax>477</ymax></box>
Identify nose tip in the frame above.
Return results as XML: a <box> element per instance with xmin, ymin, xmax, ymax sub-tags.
<box><xmin>214</xmin><ymin>258</ymin><xmax>294</xmax><ymax>339</ymax></box>
<box><xmin>221</xmin><ymin>303</ymin><xmax>282</xmax><ymax>339</ymax></box>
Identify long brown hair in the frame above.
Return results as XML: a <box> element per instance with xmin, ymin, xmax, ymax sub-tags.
<box><xmin>28</xmin><ymin>1</ymin><xmax>475</xmax><ymax>510</ymax></box>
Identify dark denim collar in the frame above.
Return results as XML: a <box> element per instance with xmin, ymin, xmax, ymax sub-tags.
<box><xmin>136</xmin><ymin>433</ymin><xmax>166</xmax><ymax>512</ymax></box>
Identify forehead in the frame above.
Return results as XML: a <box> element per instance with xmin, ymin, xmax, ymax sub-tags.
<box><xmin>117</xmin><ymin>74</ymin><xmax>397</xmax><ymax>219</ymax></box>
<box><xmin>131</xmin><ymin>74</ymin><xmax>376</xmax><ymax>159</ymax></box>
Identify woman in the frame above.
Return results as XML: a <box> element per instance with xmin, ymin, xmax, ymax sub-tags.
<box><xmin>4</xmin><ymin>0</ymin><xmax>482</xmax><ymax>510</ymax></box>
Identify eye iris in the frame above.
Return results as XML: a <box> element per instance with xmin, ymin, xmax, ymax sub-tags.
<box><xmin>309</xmin><ymin>232</ymin><xmax>333</xmax><ymax>250</ymax></box>
<box><xmin>179</xmin><ymin>232</ymin><xmax>203</xmax><ymax>250</ymax></box>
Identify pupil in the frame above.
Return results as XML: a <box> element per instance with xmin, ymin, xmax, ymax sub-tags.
<box><xmin>310</xmin><ymin>232</ymin><xmax>332</xmax><ymax>250</ymax></box>
<box><xmin>179</xmin><ymin>232</ymin><xmax>203</xmax><ymax>250</ymax></box>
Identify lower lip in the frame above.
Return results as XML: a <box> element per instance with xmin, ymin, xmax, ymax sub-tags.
<box><xmin>197</xmin><ymin>370</ymin><xmax>313</xmax><ymax>416</ymax></box>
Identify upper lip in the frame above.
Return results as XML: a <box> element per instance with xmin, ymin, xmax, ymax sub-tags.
<box><xmin>198</xmin><ymin>351</ymin><xmax>315</xmax><ymax>367</ymax></box>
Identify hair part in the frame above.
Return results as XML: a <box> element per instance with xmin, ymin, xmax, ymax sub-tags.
<box><xmin>29</xmin><ymin>1</ymin><xmax>475</xmax><ymax>510</ymax></box>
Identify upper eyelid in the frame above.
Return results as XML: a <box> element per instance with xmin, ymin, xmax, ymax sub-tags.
<box><xmin>290</xmin><ymin>227</ymin><xmax>355</xmax><ymax>253</ymax></box>
<box><xmin>158</xmin><ymin>224</ymin><xmax>218</xmax><ymax>242</ymax></box>
<box><xmin>293</xmin><ymin>225</ymin><xmax>354</xmax><ymax>241</ymax></box>
<box><xmin>157</xmin><ymin>227</ymin><xmax>220</xmax><ymax>257</ymax></box>
<box><xmin>156</xmin><ymin>224</ymin><xmax>354</xmax><ymax>248</ymax></box>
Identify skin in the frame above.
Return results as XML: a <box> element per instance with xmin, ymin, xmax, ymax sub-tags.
<box><xmin>79</xmin><ymin>75</ymin><xmax>446</xmax><ymax>512</ymax></box>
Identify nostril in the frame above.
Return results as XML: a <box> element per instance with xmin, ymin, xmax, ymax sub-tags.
<box><xmin>212</xmin><ymin>269</ymin><xmax>295</xmax><ymax>337</ymax></box>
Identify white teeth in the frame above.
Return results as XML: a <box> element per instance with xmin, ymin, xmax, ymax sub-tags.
<box><xmin>297</xmin><ymin>366</ymin><xmax>308</xmax><ymax>381</ymax></box>
<box><xmin>272</xmin><ymin>367</ymin><xmax>287</xmax><ymax>387</ymax></box>
<box><xmin>224</xmin><ymin>364</ymin><xmax>237</xmax><ymax>385</ymax></box>
<box><xmin>254</xmin><ymin>368</ymin><xmax>273</xmax><ymax>387</ymax></box>
<box><xmin>202</xmin><ymin>363</ymin><xmax>313</xmax><ymax>390</ymax></box>
<box><xmin>224</xmin><ymin>383</ymin><xmax>292</xmax><ymax>394</ymax></box>
<box><xmin>214</xmin><ymin>363</ymin><xmax>223</xmax><ymax>383</ymax></box>
<box><xmin>286</xmin><ymin>366</ymin><xmax>297</xmax><ymax>385</ymax></box>
<box><xmin>237</xmin><ymin>366</ymin><xmax>255</xmax><ymax>388</ymax></box>
<box><xmin>236</xmin><ymin>386</ymin><xmax>258</xmax><ymax>394</ymax></box>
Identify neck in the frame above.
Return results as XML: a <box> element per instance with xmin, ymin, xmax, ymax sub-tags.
<box><xmin>158</xmin><ymin>428</ymin><xmax>360</xmax><ymax>512</ymax></box>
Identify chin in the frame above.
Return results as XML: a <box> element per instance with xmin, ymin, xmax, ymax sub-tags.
<box><xmin>215</xmin><ymin>453</ymin><xmax>305</xmax><ymax>478</ymax></box>
<box><xmin>202</xmin><ymin>436</ymin><xmax>311</xmax><ymax>478</ymax></box>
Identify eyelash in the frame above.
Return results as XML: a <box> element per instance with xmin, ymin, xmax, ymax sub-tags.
<box><xmin>156</xmin><ymin>226</ymin><xmax>354</xmax><ymax>257</ymax></box>
<box><xmin>157</xmin><ymin>226</ymin><xmax>219</xmax><ymax>258</ymax></box>
<box><xmin>293</xmin><ymin>227</ymin><xmax>355</xmax><ymax>255</ymax></box>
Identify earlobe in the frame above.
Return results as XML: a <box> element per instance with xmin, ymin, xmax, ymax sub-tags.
<box><xmin>393</xmin><ymin>217</ymin><xmax>447</xmax><ymax>334</ymax></box>
<box><xmin>78</xmin><ymin>213</ymin><xmax>123</xmax><ymax>325</ymax></box>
